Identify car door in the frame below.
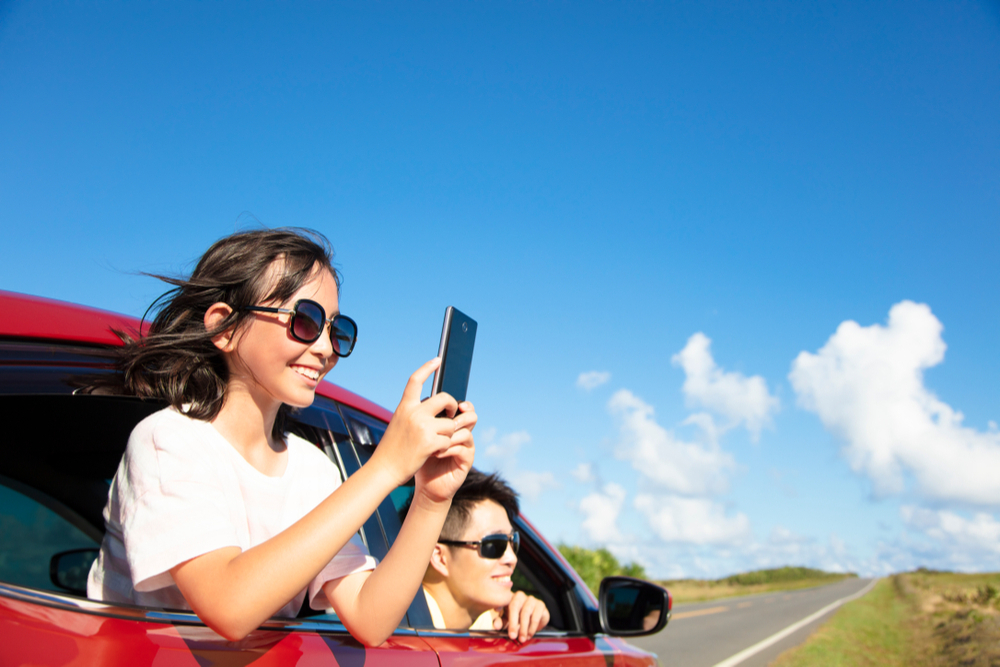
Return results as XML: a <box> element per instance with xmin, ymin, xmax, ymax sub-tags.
<box><xmin>0</xmin><ymin>371</ymin><xmax>438</xmax><ymax>667</ymax></box>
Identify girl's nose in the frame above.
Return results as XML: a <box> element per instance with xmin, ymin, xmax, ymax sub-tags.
<box><xmin>311</xmin><ymin>324</ymin><xmax>335</xmax><ymax>359</ymax></box>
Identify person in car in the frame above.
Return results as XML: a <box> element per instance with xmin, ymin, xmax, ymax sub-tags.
<box><xmin>420</xmin><ymin>469</ymin><xmax>550</xmax><ymax>641</ymax></box>
<box><xmin>86</xmin><ymin>228</ymin><xmax>477</xmax><ymax>646</ymax></box>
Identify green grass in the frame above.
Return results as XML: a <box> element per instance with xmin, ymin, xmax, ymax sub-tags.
<box><xmin>770</xmin><ymin>578</ymin><xmax>914</xmax><ymax>667</ymax></box>
<box><xmin>659</xmin><ymin>567</ymin><xmax>856</xmax><ymax>604</ymax></box>
<box><xmin>771</xmin><ymin>571</ymin><xmax>1000</xmax><ymax>667</ymax></box>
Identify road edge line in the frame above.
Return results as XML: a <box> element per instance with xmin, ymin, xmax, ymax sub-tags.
<box><xmin>710</xmin><ymin>578</ymin><xmax>880</xmax><ymax>667</ymax></box>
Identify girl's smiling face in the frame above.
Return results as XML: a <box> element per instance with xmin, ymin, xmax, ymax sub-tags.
<box><xmin>225</xmin><ymin>263</ymin><xmax>340</xmax><ymax>411</ymax></box>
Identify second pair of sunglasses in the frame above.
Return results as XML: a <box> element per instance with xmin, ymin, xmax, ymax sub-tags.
<box><xmin>439</xmin><ymin>531</ymin><xmax>520</xmax><ymax>559</ymax></box>
<box><xmin>244</xmin><ymin>299</ymin><xmax>358</xmax><ymax>357</ymax></box>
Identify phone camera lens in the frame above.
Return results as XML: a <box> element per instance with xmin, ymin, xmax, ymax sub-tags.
<box><xmin>462</xmin><ymin>322</ymin><xmax>468</xmax><ymax>332</ymax></box>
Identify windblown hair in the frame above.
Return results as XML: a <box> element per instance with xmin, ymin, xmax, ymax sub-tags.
<box><xmin>440</xmin><ymin>469</ymin><xmax>520</xmax><ymax>541</ymax></box>
<box><xmin>95</xmin><ymin>228</ymin><xmax>337</xmax><ymax>439</ymax></box>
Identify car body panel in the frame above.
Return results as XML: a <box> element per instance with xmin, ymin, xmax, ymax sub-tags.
<box><xmin>0</xmin><ymin>289</ymin><xmax>392</xmax><ymax>421</ymax></box>
<box><xmin>0</xmin><ymin>587</ymin><xmax>438</xmax><ymax>666</ymax></box>
<box><xmin>419</xmin><ymin>634</ymin><xmax>656</xmax><ymax>667</ymax></box>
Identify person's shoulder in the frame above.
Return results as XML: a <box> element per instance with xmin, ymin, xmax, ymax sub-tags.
<box><xmin>132</xmin><ymin>405</ymin><xmax>201</xmax><ymax>433</ymax></box>
<box><xmin>286</xmin><ymin>432</ymin><xmax>342</xmax><ymax>486</ymax></box>
<box><xmin>128</xmin><ymin>406</ymin><xmax>216</xmax><ymax>457</ymax></box>
<box><xmin>287</xmin><ymin>432</ymin><xmax>335</xmax><ymax>465</ymax></box>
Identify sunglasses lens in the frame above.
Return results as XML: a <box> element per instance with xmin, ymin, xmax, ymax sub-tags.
<box><xmin>331</xmin><ymin>316</ymin><xmax>357</xmax><ymax>358</ymax></box>
<box><xmin>480</xmin><ymin>536</ymin><xmax>506</xmax><ymax>559</ymax></box>
<box><xmin>479</xmin><ymin>532</ymin><xmax>518</xmax><ymax>559</ymax></box>
<box><xmin>292</xmin><ymin>301</ymin><xmax>325</xmax><ymax>343</ymax></box>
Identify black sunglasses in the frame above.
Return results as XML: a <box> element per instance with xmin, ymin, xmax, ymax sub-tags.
<box><xmin>244</xmin><ymin>299</ymin><xmax>358</xmax><ymax>358</ymax></box>
<box><xmin>439</xmin><ymin>531</ymin><xmax>520</xmax><ymax>559</ymax></box>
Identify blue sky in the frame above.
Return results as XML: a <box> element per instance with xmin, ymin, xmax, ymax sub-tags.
<box><xmin>2</xmin><ymin>1</ymin><xmax>998</xmax><ymax>578</ymax></box>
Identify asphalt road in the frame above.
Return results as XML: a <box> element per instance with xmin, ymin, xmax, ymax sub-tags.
<box><xmin>628</xmin><ymin>577</ymin><xmax>875</xmax><ymax>667</ymax></box>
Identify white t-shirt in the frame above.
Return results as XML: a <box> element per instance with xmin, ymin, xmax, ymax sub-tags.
<box><xmin>422</xmin><ymin>587</ymin><xmax>496</xmax><ymax>630</ymax></box>
<box><xmin>87</xmin><ymin>407</ymin><xmax>377</xmax><ymax>617</ymax></box>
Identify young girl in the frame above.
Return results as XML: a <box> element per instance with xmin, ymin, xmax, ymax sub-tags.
<box><xmin>87</xmin><ymin>228</ymin><xmax>476</xmax><ymax>646</ymax></box>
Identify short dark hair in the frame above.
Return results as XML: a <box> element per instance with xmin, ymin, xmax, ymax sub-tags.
<box><xmin>91</xmin><ymin>228</ymin><xmax>337</xmax><ymax>439</ymax></box>
<box><xmin>440</xmin><ymin>469</ymin><xmax>520</xmax><ymax>541</ymax></box>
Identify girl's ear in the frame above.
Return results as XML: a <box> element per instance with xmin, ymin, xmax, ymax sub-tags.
<box><xmin>204</xmin><ymin>302</ymin><xmax>236</xmax><ymax>352</ymax></box>
<box><xmin>429</xmin><ymin>544</ymin><xmax>450</xmax><ymax>578</ymax></box>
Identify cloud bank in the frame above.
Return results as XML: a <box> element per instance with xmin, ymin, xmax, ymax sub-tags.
<box><xmin>610</xmin><ymin>389</ymin><xmax>735</xmax><ymax>496</ymax></box>
<box><xmin>790</xmin><ymin>300</ymin><xmax>1000</xmax><ymax>505</ymax></box>
<box><xmin>635</xmin><ymin>495</ymin><xmax>751</xmax><ymax>545</ymax></box>
<box><xmin>580</xmin><ymin>483</ymin><xmax>626</xmax><ymax>542</ymax></box>
<box><xmin>672</xmin><ymin>332</ymin><xmax>779</xmax><ymax>440</ymax></box>
<box><xmin>482</xmin><ymin>430</ymin><xmax>559</xmax><ymax>501</ymax></box>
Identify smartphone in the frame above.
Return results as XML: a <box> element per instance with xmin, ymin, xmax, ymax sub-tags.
<box><xmin>431</xmin><ymin>306</ymin><xmax>477</xmax><ymax>405</ymax></box>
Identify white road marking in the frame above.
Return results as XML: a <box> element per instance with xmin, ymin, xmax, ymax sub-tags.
<box><xmin>710</xmin><ymin>578</ymin><xmax>880</xmax><ymax>667</ymax></box>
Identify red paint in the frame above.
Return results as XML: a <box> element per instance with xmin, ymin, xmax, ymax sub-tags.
<box><xmin>0</xmin><ymin>290</ymin><xmax>393</xmax><ymax>419</ymax></box>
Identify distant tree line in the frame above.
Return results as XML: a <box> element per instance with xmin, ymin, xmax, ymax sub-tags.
<box><xmin>557</xmin><ymin>545</ymin><xmax>647</xmax><ymax>595</ymax></box>
<box><xmin>721</xmin><ymin>566</ymin><xmax>854</xmax><ymax>586</ymax></box>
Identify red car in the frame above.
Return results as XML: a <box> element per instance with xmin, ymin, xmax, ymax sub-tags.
<box><xmin>0</xmin><ymin>291</ymin><xmax>670</xmax><ymax>666</ymax></box>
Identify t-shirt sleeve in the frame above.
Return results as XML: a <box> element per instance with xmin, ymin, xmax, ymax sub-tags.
<box><xmin>307</xmin><ymin>533</ymin><xmax>379</xmax><ymax>610</ymax></box>
<box><xmin>295</xmin><ymin>437</ymin><xmax>378</xmax><ymax>610</ymax></box>
<box><xmin>119</xmin><ymin>413</ymin><xmax>243</xmax><ymax>592</ymax></box>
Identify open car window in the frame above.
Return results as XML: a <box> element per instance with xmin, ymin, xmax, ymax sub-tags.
<box><xmin>0</xmin><ymin>475</ymin><xmax>99</xmax><ymax>593</ymax></box>
<box><xmin>0</xmin><ymin>393</ymin><xmax>363</xmax><ymax>623</ymax></box>
<box><xmin>337</xmin><ymin>407</ymin><xmax>580</xmax><ymax>634</ymax></box>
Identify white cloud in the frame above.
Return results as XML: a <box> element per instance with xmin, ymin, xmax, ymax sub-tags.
<box><xmin>634</xmin><ymin>495</ymin><xmax>751</xmax><ymax>545</ymax></box>
<box><xmin>580</xmin><ymin>483</ymin><xmax>626</xmax><ymax>542</ymax></box>
<box><xmin>610</xmin><ymin>389</ymin><xmax>735</xmax><ymax>496</ymax></box>
<box><xmin>901</xmin><ymin>506</ymin><xmax>1000</xmax><ymax>557</ymax></box>
<box><xmin>570</xmin><ymin>462</ymin><xmax>594</xmax><ymax>483</ymax></box>
<box><xmin>790</xmin><ymin>300</ymin><xmax>1000</xmax><ymax>505</ymax></box>
<box><xmin>672</xmin><ymin>333</ymin><xmax>779</xmax><ymax>440</ymax></box>
<box><xmin>577</xmin><ymin>371</ymin><xmax>611</xmax><ymax>391</ymax></box>
<box><xmin>511</xmin><ymin>470</ymin><xmax>561</xmax><ymax>501</ymax></box>
<box><xmin>483</xmin><ymin>430</ymin><xmax>531</xmax><ymax>460</ymax></box>
<box><xmin>480</xmin><ymin>429</ymin><xmax>559</xmax><ymax>501</ymax></box>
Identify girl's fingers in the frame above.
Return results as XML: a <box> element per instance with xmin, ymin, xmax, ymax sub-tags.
<box><xmin>453</xmin><ymin>407</ymin><xmax>477</xmax><ymax>432</ymax></box>
<box><xmin>423</xmin><ymin>391</ymin><xmax>459</xmax><ymax>419</ymax></box>
<box><xmin>434</xmin><ymin>441</ymin><xmax>474</xmax><ymax>460</ymax></box>
<box><xmin>432</xmin><ymin>415</ymin><xmax>459</xmax><ymax>437</ymax></box>
<box><xmin>449</xmin><ymin>427</ymin><xmax>474</xmax><ymax>449</ymax></box>
<box><xmin>401</xmin><ymin>358</ymin><xmax>441</xmax><ymax>403</ymax></box>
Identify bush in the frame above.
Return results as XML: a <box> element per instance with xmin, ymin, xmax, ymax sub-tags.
<box><xmin>557</xmin><ymin>545</ymin><xmax>647</xmax><ymax>595</ymax></box>
<box><xmin>724</xmin><ymin>566</ymin><xmax>846</xmax><ymax>586</ymax></box>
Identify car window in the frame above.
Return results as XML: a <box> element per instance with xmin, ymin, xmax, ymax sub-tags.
<box><xmin>0</xmin><ymin>394</ymin><xmax>161</xmax><ymax>539</ymax></box>
<box><xmin>0</xmin><ymin>475</ymin><xmax>99</xmax><ymax>592</ymax></box>
<box><xmin>338</xmin><ymin>401</ymin><xmax>578</xmax><ymax>633</ymax></box>
<box><xmin>0</xmin><ymin>394</ymin><xmax>361</xmax><ymax>617</ymax></box>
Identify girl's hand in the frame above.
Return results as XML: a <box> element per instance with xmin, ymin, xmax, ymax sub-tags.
<box><xmin>374</xmin><ymin>358</ymin><xmax>461</xmax><ymax>486</ymax></box>
<box><xmin>415</xmin><ymin>401</ymin><xmax>476</xmax><ymax>503</ymax></box>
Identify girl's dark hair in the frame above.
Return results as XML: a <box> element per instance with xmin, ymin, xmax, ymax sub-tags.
<box><xmin>102</xmin><ymin>228</ymin><xmax>338</xmax><ymax>439</ymax></box>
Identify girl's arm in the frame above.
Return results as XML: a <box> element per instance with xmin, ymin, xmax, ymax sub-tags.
<box><xmin>170</xmin><ymin>359</ymin><xmax>474</xmax><ymax>642</ymax></box>
<box><xmin>320</xmin><ymin>447</ymin><xmax>474</xmax><ymax>646</ymax></box>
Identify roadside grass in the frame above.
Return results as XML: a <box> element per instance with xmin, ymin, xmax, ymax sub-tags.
<box><xmin>771</xmin><ymin>570</ymin><xmax>1000</xmax><ymax>667</ymax></box>
<box><xmin>660</xmin><ymin>567</ymin><xmax>856</xmax><ymax>604</ymax></box>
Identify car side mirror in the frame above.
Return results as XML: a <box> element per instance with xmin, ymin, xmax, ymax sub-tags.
<box><xmin>50</xmin><ymin>548</ymin><xmax>99</xmax><ymax>596</ymax></box>
<box><xmin>598</xmin><ymin>576</ymin><xmax>672</xmax><ymax>636</ymax></box>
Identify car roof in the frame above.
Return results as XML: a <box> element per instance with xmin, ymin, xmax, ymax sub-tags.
<box><xmin>0</xmin><ymin>290</ymin><xmax>392</xmax><ymax>422</ymax></box>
